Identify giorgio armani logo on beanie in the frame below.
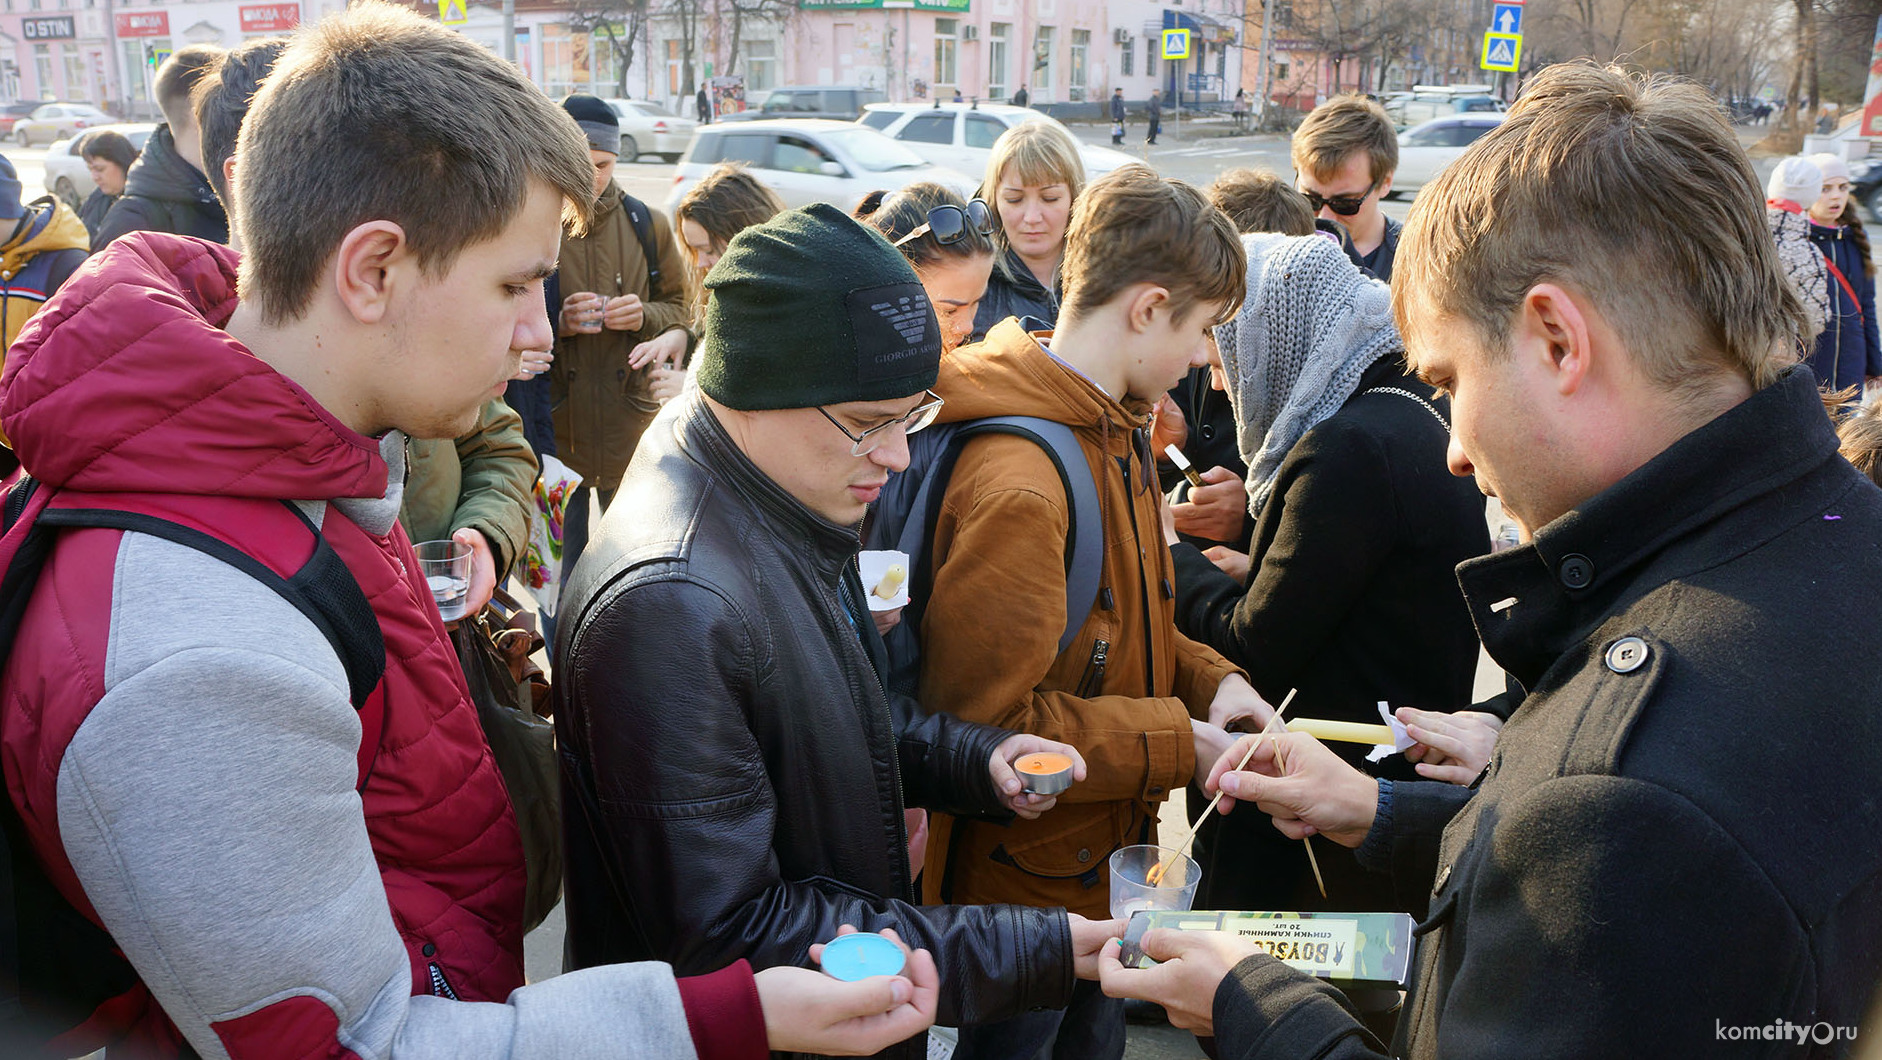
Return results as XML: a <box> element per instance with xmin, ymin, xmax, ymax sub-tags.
<box><xmin>849</xmin><ymin>282</ymin><xmax>942</xmax><ymax>383</ymax></box>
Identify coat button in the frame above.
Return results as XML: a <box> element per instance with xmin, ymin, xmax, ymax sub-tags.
<box><xmin>1076</xmin><ymin>848</ymin><xmax>1093</xmax><ymax>864</ymax></box>
<box><xmin>1604</xmin><ymin>636</ymin><xmax>1650</xmax><ymax>674</ymax></box>
<box><xmin>1149</xmin><ymin>785</ymin><xmax>1165</xmax><ymax>797</ymax></box>
<box><xmin>1558</xmin><ymin>553</ymin><xmax>1594</xmax><ymax>590</ymax></box>
<box><xmin>422</xmin><ymin>943</ymin><xmax>436</xmax><ymax>957</ymax></box>
<box><xmin>1200</xmin><ymin>423</ymin><xmax>1215</xmax><ymax>441</ymax></box>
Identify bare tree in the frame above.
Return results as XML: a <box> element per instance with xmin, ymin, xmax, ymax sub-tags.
<box><xmin>721</xmin><ymin>0</ymin><xmax>798</xmax><ymax>79</ymax></box>
<box><xmin>567</xmin><ymin>0</ymin><xmax>651</xmax><ymax>97</ymax></box>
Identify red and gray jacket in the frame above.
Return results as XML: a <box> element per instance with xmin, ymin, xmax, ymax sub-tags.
<box><xmin>0</xmin><ymin>233</ymin><xmax>764</xmax><ymax>1060</ymax></box>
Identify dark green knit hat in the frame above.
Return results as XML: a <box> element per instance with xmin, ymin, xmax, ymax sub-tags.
<box><xmin>697</xmin><ymin>203</ymin><xmax>942</xmax><ymax>411</ymax></box>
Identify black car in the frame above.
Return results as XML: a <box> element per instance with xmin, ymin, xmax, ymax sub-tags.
<box><xmin>1852</xmin><ymin>156</ymin><xmax>1882</xmax><ymax>221</ymax></box>
<box><xmin>719</xmin><ymin>86</ymin><xmax>888</xmax><ymax>123</ymax></box>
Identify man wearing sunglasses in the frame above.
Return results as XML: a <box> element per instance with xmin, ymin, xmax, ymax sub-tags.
<box><xmin>555</xmin><ymin>204</ymin><xmax>1120</xmax><ymax>1059</ymax></box>
<box><xmin>1292</xmin><ymin>95</ymin><xmax>1401</xmax><ymax>281</ymax></box>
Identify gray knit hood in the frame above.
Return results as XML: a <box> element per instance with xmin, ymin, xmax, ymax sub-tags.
<box><xmin>1214</xmin><ymin>232</ymin><xmax>1401</xmax><ymax>516</ymax></box>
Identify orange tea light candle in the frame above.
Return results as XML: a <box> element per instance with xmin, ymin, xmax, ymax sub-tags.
<box><xmin>1016</xmin><ymin>752</ymin><xmax>1075</xmax><ymax>795</ymax></box>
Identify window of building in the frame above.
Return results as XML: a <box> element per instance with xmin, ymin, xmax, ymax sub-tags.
<box><xmin>1276</xmin><ymin>2</ymin><xmax>1293</xmax><ymax>28</ymax></box>
<box><xmin>33</xmin><ymin>44</ymin><xmax>51</xmax><ymax>94</ymax></box>
<box><xmin>60</xmin><ymin>45</ymin><xmax>80</xmax><ymax>96</ymax></box>
<box><xmin>1146</xmin><ymin>37</ymin><xmax>1157</xmax><ymax>77</ymax></box>
<box><xmin>666</xmin><ymin>39</ymin><xmax>683</xmax><ymax>97</ymax></box>
<box><xmin>1275</xmin><ymin>61</ymin><xmax>1289</xmax><ymax>81</ymax></box>
<box><xmin>933</xmin><ymin>18</ymin><xmax>957</xmax><ymax>87</ymax></box>
<box><xmin>988</xmin><ymin>22</ymin><xmax>1008</xmax><ymax>102</ymax></box>
<box><xmin>745</xmin><ymin>38</ymin><xmax>776</xmax><ymax>92</ymax></box>
<box><xmin>1031</xmin><ymin>25</ymin><xmax>1053</xmax><ymax>92</ymax></box>
<box><xmin>1120</xmin><ymin>36</ymin><xmax>1133</xmax><ymax>76</ymax></box>
<box><xmin>1069</xmin><ymin>28</ymin><xmax>1087</xmax><ymax>101</ymax></box>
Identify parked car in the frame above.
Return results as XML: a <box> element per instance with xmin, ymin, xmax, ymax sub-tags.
<box><xmin>601</xmin><ymin>98</ymin><xmax>697</xmax><ymax>164</ymax></box>
<box><xmin>858</xmin><ymin>102</ymin><xmax>1138</xmax><ymax>181</ymax></box>
<box><xmin>13</xmin><ymin>102</ymin><xmax>113</xmax><ymax>146</ymax></box>
<box><xmin>719</xmin><ymin>85</ymin><xmax>888</xmax><ymax>123</ymax></box>
<box><xmin>1850</xmin><ymin>156</ymin><xmax>1882</xmax><ymax>222</ymax></box>
<box><xmin>1384</xmin><ymin>85</ymin><xmax>1497</xmax><ymax>129</ymax></box>
<box><xmin>43</xmin><ymin>123</ymin><xmax>158</xmax><ymax>206</ymax></box>
<box><xmin>0</xmin><ymin>101</ymin><xmax>40</xmax><ymax>136</ymax></box>
<box><xmin>664</xmin><ymin>119</ymin><xmax>974</xmax><ymax>217</ymax></box>
<box><xmin>1388</xmin><ymin>115</ymin><xmax>1505</xmax><ymax>197</ymax></box>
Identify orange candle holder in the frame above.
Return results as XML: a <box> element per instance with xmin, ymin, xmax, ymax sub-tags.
<box><xmin>1015</xmin><ymin>751</ymin><xmax>1075</xmax><ymax>795</ymax></box>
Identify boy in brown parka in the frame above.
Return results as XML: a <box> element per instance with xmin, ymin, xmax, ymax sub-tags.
<box><xmin>917</xmin><ymin>165</ymin><xmax>1269</xmax><ymax>1060</ymax></box>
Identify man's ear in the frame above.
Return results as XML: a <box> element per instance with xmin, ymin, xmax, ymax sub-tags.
<box><xmin>1520</xmin><ymin>283</ymin><xmax>1595</xmax><ymax>397</ymax></box>
<box><xmin>330</xmin><ymin>220</ymin><xmax>412</xmax><ymax>327</ymax></box>
<box><xmin>1125</xmin><ymin>283</ymin><xmax>1172</xmax><ymax>334</ymax></box>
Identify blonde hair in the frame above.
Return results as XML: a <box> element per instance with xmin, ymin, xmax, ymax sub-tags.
<box><xmin>236</xmin><ymin>0</ymin><xmax>593</xmax><ymax>325</ymax></box>
<box><xmin>1837</xmin><ymin>396</ymin><xmax>1882</xmax><ymax>485</ymax></box>
<box><xmin>981</xmin><ymin>121</ymin><xmax>1085</xmax><ymax>259</ymax></box>
<box><xmin>1393</xmin><ymin>63</ymin><xmax>1811</xmax><ymax>394</ymax></box>
<box><xmin>1291</xmin><ymin>95</ymin><xmax>1398</xmax><ymax>186</ymax></box>
<box><xmin>1060</xmin><ymin>164</ymin><xmax>1245</xmax><ymax>328</ymax></box>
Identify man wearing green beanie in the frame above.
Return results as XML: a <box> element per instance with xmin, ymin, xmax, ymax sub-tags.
<box><xmin>555</xmin><ymin>204</ymin><xmax>1120</xmax><ymax>1056</ymax></box>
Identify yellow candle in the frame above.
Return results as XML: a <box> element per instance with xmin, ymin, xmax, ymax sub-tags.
<box><xmin>1289</xmin><ymin>718</ymin><xmax>1397</xmax><ymax>746</ymax></box>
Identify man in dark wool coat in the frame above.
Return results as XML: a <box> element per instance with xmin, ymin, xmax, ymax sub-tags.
<box><xmin>1097</xmin><ymin>62</ymin><xmax>1882</xmax><ymax>1060</ymax></box>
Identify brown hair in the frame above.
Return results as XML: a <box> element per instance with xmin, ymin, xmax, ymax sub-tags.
<box><xmin>1393</xmin><ymin>63</ymin><xmax>1811</xmax><ymax>395</ymax></box>
<box><xmin>1838</xmin><ymin>200</ymin><xmax>1874</xmax><ymax>279</ymax></box>
<box><xmin>1837</xmin><ymin>396</ymin><xmax>1882</xmax><ymax>485</ymax></box>
<box><xmin>1060</xmin><ymin>164</ymin><xmax>1245</xmax><ymax>327</ymax></box>
<box><xmin>675</xmin><ymin>162</ymin><xmax>784</xmax><ymax>312</ymax></box>
<box><xmin>855</xmin><ymin>182</ymin><xmax>994</xmax><ymax>272</ymax></box>
<box><xmin>1208</xmin><ymin>167</ymin><xmax>1314</xmax><ymax>236</ymax></box>
<box><xmin>193</xmin><ymin>36</ymin><xmax>288</xmax><ymax>206</ymax></box>
<box><xmin>235</xmin><ymin>0</ymin><xmax>594</xmax><ymax>326</ymax></box>
<box><xmin>154</xmin><ymin>44</ymin><xmax>224</xmax><ymax>129</ymax></box>
<box><xmin>1290</xmin><ymin>94</ymin><xmax>1398</xmax><ymax>186</ymax></box>
<box><xmin>79</xmin><ymin>129</ymin><xmax>138</xmax><ymax>173</ymax></box>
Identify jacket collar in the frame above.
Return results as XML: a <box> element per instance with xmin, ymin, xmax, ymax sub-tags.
<box><xmin>678</xmin><ymin>392</ymin><xmax>860</xmax><ymax>576</ymax></box>
<box><xmin>1459</xmin><ymin>367</ymin><xmax>1840</xmax><ymax>686</ymax></box>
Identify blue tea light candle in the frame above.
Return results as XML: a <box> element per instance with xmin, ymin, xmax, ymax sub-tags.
<box><xmin>820</xmin><ymin>932</ymin><xmax>907</xmax><ymax>982</ymax></box>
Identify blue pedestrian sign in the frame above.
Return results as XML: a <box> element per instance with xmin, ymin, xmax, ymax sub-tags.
<box><xmin>1480</xmin><ymin>31</ymin><xmax>1521</xmax><ymax>73</ymax></box>
<box><xmin>1491</xmin><ymin>3</ymin><xmax>1522</xmax><ymax>35</ymax></box>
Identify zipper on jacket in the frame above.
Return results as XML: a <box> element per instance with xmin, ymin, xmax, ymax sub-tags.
<box><xmin>1076</xmin><ymin>639</ymin><xmax>1110</xmax><ymax>697</ymax></box>
<box><xmin>845</xmin><ymin>556</ymin><xmax>912</xmax><ymax>900</ymax></box>
<box><xmin>1118</xmin><ymin>450</ymin><xmax>1159</xmax><ymax>694</ymax></box>
<box><xmin>427</xmin><ymin>961</ymin><xmax>460</xmax><ymax>1000</ymax></box>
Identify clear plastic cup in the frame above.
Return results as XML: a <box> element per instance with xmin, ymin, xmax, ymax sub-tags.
<box><xmin>1108</xmin><ymin>844</ymin><xmax>1201</xmax><ymax>920</ymax></box>
<box><xmin>415</xmin><ymin>539</ymin><xmax>472</xmax><ymax>621</ymax></box>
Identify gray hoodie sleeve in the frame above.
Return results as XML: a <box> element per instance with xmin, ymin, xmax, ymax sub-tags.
<box><xmin>57</xmin><ymin>531</ymin><xmax>698</xmax><ymax>1060</ymax></box>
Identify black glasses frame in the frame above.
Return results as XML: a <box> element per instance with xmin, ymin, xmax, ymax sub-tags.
<box><xmin>893</xmin><ymin>200</ymin><xmax>994</xmax><ymax>248</ymax></box>
<box><xmin>1300</xmin><ymin>180</ymin><xmax>1379</xmax><ymax>216</ymax></box>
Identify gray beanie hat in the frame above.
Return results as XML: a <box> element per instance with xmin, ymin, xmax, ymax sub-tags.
<box><xmin>698</xmin><ymin>203</ymin><xmax>942</xmax><ymax>411</ymax></box>
<box><xmin>1767</xmin><ymin>156</ymin><xmax>1823</xmax><ymax>206</ymax></box>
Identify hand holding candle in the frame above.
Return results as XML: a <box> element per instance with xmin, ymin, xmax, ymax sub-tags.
<box><xmin>989</xmin><ymin>734</ymin><xmax>1086</xmax><ymax>818</ymax></box>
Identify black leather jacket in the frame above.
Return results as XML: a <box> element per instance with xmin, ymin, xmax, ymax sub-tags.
<box><xmin>555</xmin><ymin>394</ymin><xmax>1075</xmax><ymax>1047</ymax></box>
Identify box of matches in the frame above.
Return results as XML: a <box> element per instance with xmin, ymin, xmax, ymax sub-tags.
<box><xmin>1117</xmin><ymin>909</ymin><xmax>1415</xmax><ymax>989</ymax></box>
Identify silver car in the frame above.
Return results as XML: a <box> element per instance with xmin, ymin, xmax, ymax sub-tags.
<box><xmin>602</xmin><ymin>98</ymin><xmax>697</xmax><ymax>164</ymax></box>
<box><xmin>664</xmin><ymin>120</ymin><xmax>975</xmax><ymax>217</ymax></box>
<box><xmin>13</xmin><ymin>102</ymin><xmax>112</xmax><ymax>146</ymax></box>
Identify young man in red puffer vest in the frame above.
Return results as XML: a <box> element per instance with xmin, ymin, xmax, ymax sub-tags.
<box><xmin>0</xmin><ymin>3</ymin><xmax>940</xmax><ymax>1058</ymax></box>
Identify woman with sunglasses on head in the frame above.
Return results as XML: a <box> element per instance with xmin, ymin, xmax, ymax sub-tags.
<box><xmin>857</xmin><ymin>183</ymin><xmax>997</xmax><ymax>351</ymax></box>
<box><xmin>971</xmin><ymin>122</ymin><xmax>1086</xmax><ymax>342</ymax></box>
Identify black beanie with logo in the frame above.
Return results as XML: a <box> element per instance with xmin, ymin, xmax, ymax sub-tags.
<box><xmin>697</xmin><ymin>203</ymin><xmax>942</xmax><ymax>411</ymax></box>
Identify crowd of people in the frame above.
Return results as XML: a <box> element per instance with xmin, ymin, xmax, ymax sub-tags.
<box><xmin>0</xmin><ymin>7</ymin><xmax>1877</xmax><ymax>1059</ymax></box>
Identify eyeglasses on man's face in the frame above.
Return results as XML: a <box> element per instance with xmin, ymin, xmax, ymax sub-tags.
<box><xmin>818</xmin><ymin>391</ymin><xmax>946</xmax><ymax>456</ymax></box>
<box><xmin>1300</xmin><ymin>180</ymin><xmax>1379</xmax><ymax>216</ymax></box>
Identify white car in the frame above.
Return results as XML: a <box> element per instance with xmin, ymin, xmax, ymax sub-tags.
<box><xmin>43</xmin><ymin>123</ymin><xmax>158</xmax><ymax>206</ymax></box>
<box><xmin>601</xmin><ymin>98</ymin><xmax>697</xmax><ymax>164</ymax></box>
<box><xmin>859</xmin><ymin>102</ymin><xmax>1139</xmax><ymax>183</ymax></box>
<box><xmin>1388</xmin><ymin>115</ymin><xmax>1505</xmax><ymax>197</ymax></box>
<box><xmin>13</xmin><ymin>102</ymin><xmax>113</xmax><ymax>147</ymax></box>
<box><xmin>664</xmin><ymin>120</ymin><xmax>976</xmax><ymax>217</ymax></box>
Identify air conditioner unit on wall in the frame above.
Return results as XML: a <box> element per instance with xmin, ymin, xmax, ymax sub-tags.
<box><xmin>1113</xmin><ymin>27</ymin><xmax>1132</xmax><ymax>45</ymax></box>
<box><xmin>961</xmin><ymin>24</ymin><xmax>979</xmax><ymax>40</ymax></box>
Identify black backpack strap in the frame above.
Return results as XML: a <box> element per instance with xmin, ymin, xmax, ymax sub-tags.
<box><xmin>32</xmin><ymin>502</ymin><xmax>385</xmax><ymax>711</ymax></box>
<box><xmin>901</xmin><ymin>416</ymin><xmax>1103</xmax><ymax>655</ymax></box>
<box><xmin>621</xmin><ymin>192</ymin><xmax>663</xmax><ymax>301</ymax></box>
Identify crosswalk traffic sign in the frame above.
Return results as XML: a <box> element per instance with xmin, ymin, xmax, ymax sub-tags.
<box><xmin>1480</xmin><ymin>31</ymin><xmax>1521</xmax><ymax>72</ymax></box>
<box><xmin>438</xmin><ymin>0</ymin><xmax>468</xmax><ymax>25</ymax></box>
<box><xmin>1161</xmin><ymin>28</ymin><xmax>1191</xmax><ymax>60</ymax></box>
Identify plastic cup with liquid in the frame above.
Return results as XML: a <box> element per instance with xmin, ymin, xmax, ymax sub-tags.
<box><xmin>1108</xmin><ymin>844</ymin><xmax>1201</xmax><ymax>920</ymax></box>
<box><xmin>415</xmin><ymin>539</ymin><xmax>473</xmax><ymax>621</ymax></box>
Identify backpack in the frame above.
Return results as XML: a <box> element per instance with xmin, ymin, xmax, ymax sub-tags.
<box><xmin>621</xmin><ymin>192</ymin><xmax>664</xmax><ymax>300</ymax></box>
<box><xmin>865</xmin><ymin>417</ymin><xmax>1103</xmax><ymax>696</ymax></box>
<box><xmin>0</xmin><ymin>478</ymin><xmax>384</xmax><ymax>1055</ymax></box>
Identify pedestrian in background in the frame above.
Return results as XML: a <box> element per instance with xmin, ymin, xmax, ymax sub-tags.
<box><xmin>92</xmin><ymin>44</ymin><xmax>227</xmax><ymax>250</ymax></box>
<box><xmin>696</xmin><ymin>82</ymin><xmax>711</xmax><ymax>123</ymax></box>
<box><xmin>1804</xmin><ymin>153</ymin><xmax>1881</xmax><ymax>393</ymax></box>
<box><xmin>1146</xmin><ymin>89</ymin><xmax>1163</xmax><ymax>145</ymax></box>
<box><xmin>1111</xmin><ymin>87</ymin><xmax>1127</xmax><ymax>145</ymax></box>
<box><xmin>75</xmin><ymin>130</ymin><xmax>137</xmax><ymax>239</ymax></box>
<box><xmin>1291</xmin><ymin>95</ymin><xmax>1399</xmax><ymax>280</ymax></box>
<box><xmin>1766</xmin><ymin>155</ymin><xmax>1830</xmax><ymax>340</ymax></box>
